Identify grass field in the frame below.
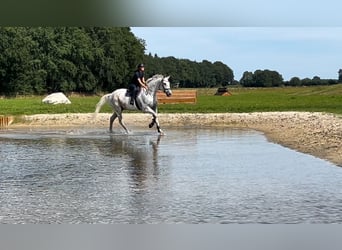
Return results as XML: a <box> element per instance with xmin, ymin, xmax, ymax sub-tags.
<box><xmin>162</xmin><ymin>84</ymin><xmax>342</xmax><ymax>114</ymax></box>
<box><xmin>1</xmin><ymin>85</ymin><xmax>341</xmax><ymax>116</ymax></box>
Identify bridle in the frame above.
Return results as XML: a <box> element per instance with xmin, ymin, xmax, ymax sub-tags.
<box><xmin>161</xmin><ymin>78</ymin><xmax>171</xmax><ymax>94</ymax></box>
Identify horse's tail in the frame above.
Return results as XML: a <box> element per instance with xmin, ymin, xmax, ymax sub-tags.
<box><xmin>94</xmin><ymin>93</ymin><xmax>111</xmax><ymax>118</ymax></box>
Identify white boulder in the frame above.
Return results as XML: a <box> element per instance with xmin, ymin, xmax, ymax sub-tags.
<box><xmin>42</xmin><ymin>92</ymin><xmax>71</xmax><ymax>105</ymax></box>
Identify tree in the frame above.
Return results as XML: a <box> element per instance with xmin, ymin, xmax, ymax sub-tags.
<box><xmin>311</xmin><ymin>76</ymin><xmax>321</xmax><ymax>86</ymax></box>
<box><xmin>213</xmin><ymin>61</ymin><xmax>234</xmax><ymax>86</ymax></box>
<box><xmin>0</xmin><ymin>27</ymin><xmax>146</xmax><ymax>95</ymax></box>
<box><xmin>289</xmin><ymin>77</ymin><xmax>301</xmax><ymax>86</ymax></box>
<box><xmin>239</xmin><ymin>70</ymin><xmax>283</xmax><ymax>87</ymax></box>
<box><xmin>0</xmin><ymin>27</ymin><xmax>41</xmax><ymax>95</ymax></box>
<box><xmin>142</xmin><ymin>54</ymin><xmax>233</xmax><ymax>88</ymax></box>
<box><xmin>240</xmin><ymin>71</ymin><xmax>254</xmax><ymax>87</ymax></box>
<box><xmin>254</xmin><ymin>70</ymin><xmax>283</xmax><ymax>87</ymax></box>
<box><xmin>301</xmin><ymin>78</ymin><xmax>312</xmax><ymax>86</ymax></box>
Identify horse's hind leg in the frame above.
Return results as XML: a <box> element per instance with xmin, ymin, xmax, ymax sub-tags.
<box><xmin>109</xmin><ymin>113</ymin><xmax>117</xmax><ymax>132</ymax></box>
<box><xmin>115</xmin><ymin>110</ymin><xmax>130</xmax><ymax>134</ymax></box>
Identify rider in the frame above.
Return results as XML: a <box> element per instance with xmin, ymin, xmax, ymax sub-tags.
<box><xmin>129</xmin><ymin>63</ymin><xmax>148</xmax><ymax>105</ymax></box>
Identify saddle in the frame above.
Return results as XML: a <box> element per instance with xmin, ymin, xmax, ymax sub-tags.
<box><xmin>125</xmin><ymin>89</ymin><xmax>132</xmax><ymax>97</ymax></box>
<box><xmin>126</xmin><ymin>89</ymin><xmax>142</xmax><ymax>110</ymax></box>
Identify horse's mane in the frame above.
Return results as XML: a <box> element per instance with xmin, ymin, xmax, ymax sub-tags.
<box><xmin>146</xmin><ymin>74</ymin><xmax>164</xmax><ymax>83</ymax></box>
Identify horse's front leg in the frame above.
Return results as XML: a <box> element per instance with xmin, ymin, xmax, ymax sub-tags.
<box><xmin>155</xmin><ymin>116</ymin><xmax>164</xmax><ymax>135</ymax></box>
<box><xmin>144</xmin><ymin>107</ymin><xmax>164</xmax><ymax>135</ymax></box>
<box><xmin>149</xmin><ymin>117</ymin><xmax>156</xmax><ymax>128</ymax></box>
<box><xmin>148</xmin><ymin>104</ymin><xmax>158</xmax><ymax>128</ymax></box>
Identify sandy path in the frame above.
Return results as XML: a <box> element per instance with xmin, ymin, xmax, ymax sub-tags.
<box><xmin>12</xmin><ymin>112</ymin><xmax>342</xmax><ymax>166</ymax></box>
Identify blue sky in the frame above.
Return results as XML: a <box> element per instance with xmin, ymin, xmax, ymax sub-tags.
<box><xmin>131</xmin><ymin>0</ymin><xmax>342</xmax><ymax>26</ymax></box>
<box><xmin>131</xmin><ymin>27</ymin><xmax>342</xmax><ymax>81</ymax></box>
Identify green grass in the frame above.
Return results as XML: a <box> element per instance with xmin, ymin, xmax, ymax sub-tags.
<box><xmin>0</xmin><ymin>96</ymin><xmax>112</xmax><ymax>116</ymax></box>
<box><xmin>160</xmin><ymin>85</ymin><xmax>342</xmax><ymax>114</ymax></box>
<box><xmin>1</xmin><ymin>85</ymin><xmax>341</xmax><ymax>116</ymax></box>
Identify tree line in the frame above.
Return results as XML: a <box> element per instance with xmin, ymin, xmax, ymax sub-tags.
<box><xmin>0</xmin><ymin>27</ymin><xmax>234</xmax><ymax>96</ymax></box>
<box><xmin>240</xmin><ymin>70</ymin><xmax>339</xmax><ymax>87</ymax></box>
<box><xmin>144</xmin><ymin>53</ymin><xmax>234</xmax><ymax>88</ymax></box>
<box><xmin>0</xmin><ymin>27</ymin><xmax>340</xmax><ymax>96</ymax></box>
<box><xmin>0</xmin><ymin>27</ymin><xmax>145</xmax><ymax>96</ymax></box>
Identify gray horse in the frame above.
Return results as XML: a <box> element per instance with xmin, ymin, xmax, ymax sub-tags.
<box><xmin>94</xmin><ymin>74</ymin><xmax>172</xmax><ymax>134</ymax></box>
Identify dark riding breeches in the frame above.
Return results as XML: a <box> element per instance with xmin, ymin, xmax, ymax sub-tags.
<box><xmin>129</xmin><ymin>84</ymin><xmax>140</xmax><ymax>99</ymax></box>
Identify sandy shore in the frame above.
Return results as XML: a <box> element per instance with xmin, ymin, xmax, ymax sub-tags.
<box><xmin>11</xmin><ymin>112</ymin><xmax>342</xmax><ymax>166</ymax></box>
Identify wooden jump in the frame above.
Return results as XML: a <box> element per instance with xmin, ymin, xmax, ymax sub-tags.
<box><xmin>157</xmin><ymin>90</ymin><xmax>197</xmax><ymax>104</ymax></box>
<box><xmin>0</xmin><ymin>116</ymin><xmax>13</xmax><ymax>127</ymax></box>
<box><xmin>215</xmin><ymin>87</ymin><xmax>232</xmax><ymax>96</ymax></box>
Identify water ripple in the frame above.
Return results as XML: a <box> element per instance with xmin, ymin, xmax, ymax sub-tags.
<box><xmin>0</xmin><ymin>128</ymin><xmax>341</xmax><ymax>223</ymax></box>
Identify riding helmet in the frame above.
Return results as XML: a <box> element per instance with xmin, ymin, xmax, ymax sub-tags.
<box><xmin>137</xmin><ymin>63</ymin><xmax>144</xmax><ymax>68</ymax></box>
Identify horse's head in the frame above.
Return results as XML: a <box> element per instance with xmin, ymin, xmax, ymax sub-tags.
<box><xmin>146</xmin><ymin>74</ymin><xmax>172</xmax><ymax>97</ymax></box>
<box><xmin>161</xmin><ymin>76</ymin><xmax>172</xmax><ymax>97</ymax></box>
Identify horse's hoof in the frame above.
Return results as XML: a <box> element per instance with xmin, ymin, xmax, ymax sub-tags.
<box><xmin>159</xmin><ymin>130</ymin><xmax>166</xmax><ymax>136</ymax></box>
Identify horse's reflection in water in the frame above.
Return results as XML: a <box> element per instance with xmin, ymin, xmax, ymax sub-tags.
<box><xmin>108</xmin><ymin>134</ymin><xmax>163</xmax><ymax>191</ymax></box>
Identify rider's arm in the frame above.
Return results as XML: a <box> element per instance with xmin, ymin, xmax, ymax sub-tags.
<box><xmin>138</xmin><ymin>78</ymin><xmax>147</xmax><ymax>89</ymax></box>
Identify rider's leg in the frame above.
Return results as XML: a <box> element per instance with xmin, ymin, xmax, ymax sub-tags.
<box><xmin>129</xmin><ymin>84</ymin><xmax>136</xmax><ymax>105</ymax></box>
<box><xmin>133</xmin><ymin>86</ymin><xmax>141</xmax><ymax>107</ymax></box>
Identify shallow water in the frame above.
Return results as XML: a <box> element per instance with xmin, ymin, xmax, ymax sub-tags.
<box><xmin>0</xmin><ymin>127</ymin><xmax>341</xmax><ymax>223</ymax></box>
